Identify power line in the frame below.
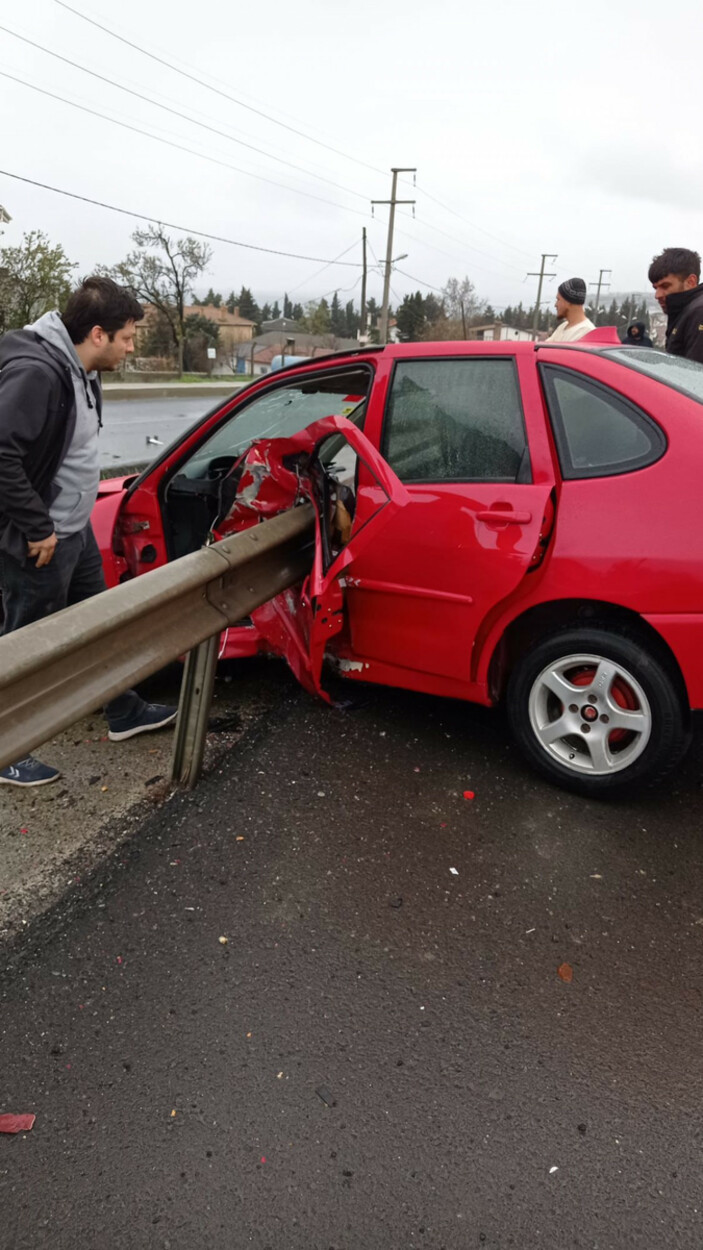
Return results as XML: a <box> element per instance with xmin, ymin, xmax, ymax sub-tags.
<box><xmin>54</xmin><ymin>0</ymin><xmax>386</xmax><ymax>179</ymax></box>
<box><xmin>0</xmin><ymin>25</ymin><xmax>369</xmax><ymax>207</ymax></box>
<box><xmin>408</xmin><ymin>182</ymin><xmax>537</xmax><ymax>262</ymax></box>
<box><xmin>393</xmin><ymin>268</ymin><xmax>444</xmax><ymax>293</ymax></box>
<box><xmin>0</xmin><ymin>70</ymin><xmax>371</xmax><ymax>219</ymax></box>
<box><xmin>397</xmin><ymin>209</ymin><xmax>527</xmax><ymax>274</ymax></box>
<box><xmin>0</xmin><ymin>169</ymin><xmax>367</xmax><ymax>265</ymax></box>
<box><xmin>286</xmin><ymin>240</ymin><xmax>360</xmax><ymax>295</ymax></box>
<box><xmin>52</xmin><ymin>0</ymin><xmax>553</xmax><ymax>288</ymax></box>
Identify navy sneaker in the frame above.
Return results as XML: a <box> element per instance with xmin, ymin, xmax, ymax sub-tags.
<box><xmin>0</xmin><ymin>755</ymin><xmax>61</xmax><ymax>786</ymax></box>
<box><xmin>108</xmin><ymin>702</ymin><xmax>178</xmax><ymax>742</ymax></box>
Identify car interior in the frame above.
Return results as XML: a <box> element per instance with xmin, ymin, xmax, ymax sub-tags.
<box><xmin>158</xmin><ymin>366</ymin><xmax>371</xmax><ymax>561</ymax></box>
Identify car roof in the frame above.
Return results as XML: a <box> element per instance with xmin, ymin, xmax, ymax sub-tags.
<box><xmin>271</xmin><ymin>331</ymin><xmax>622</xmax><ymax>376</ymax></box>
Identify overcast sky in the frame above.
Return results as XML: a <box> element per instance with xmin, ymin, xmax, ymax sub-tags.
<box><xmin>1</xmin><ymin>0</ymin><xmax>701</xmax><ymax>315</ymax></box>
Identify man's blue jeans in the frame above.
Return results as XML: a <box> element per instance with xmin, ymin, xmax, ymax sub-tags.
<box><xmin>0</xmin><ymin>522</ymin><xmax>143</xmax><ymax>727</ymax></box>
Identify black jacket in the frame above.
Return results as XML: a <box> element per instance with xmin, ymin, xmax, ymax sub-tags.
<box><xmin>0</xmin><ymin>330</ymin><xmax>102</xmax><ymax>561</ymax></box>
<box><xmin>624</xmin><ymin>321</ymin><xmax>653</xmax><ymax>348</ymax></box>
<box><xmin>665</xmin><ymin>283</ymin><xmax>703</xmax><ymax>364</ymax></box>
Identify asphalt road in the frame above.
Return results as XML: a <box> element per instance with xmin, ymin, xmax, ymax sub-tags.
<box><xmin>2</xmin><ymin>677</ymin><xmax>703</xmax><ymax>1249</ymax></box>
<box><xmin>100</xmin><ymin>397</ymin><xmax>217</xmax><ymax>471</ymax></box>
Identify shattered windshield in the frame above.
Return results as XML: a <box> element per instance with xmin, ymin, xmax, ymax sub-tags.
<box><xmin>178</xmin><ymin>367</ymin><xmax>371</xmax><ymax>481</ymax></box>
<box><xmin>603</xmin><ymin>348</ymin><xmax>703</xmax><ymax>405</ymax></box>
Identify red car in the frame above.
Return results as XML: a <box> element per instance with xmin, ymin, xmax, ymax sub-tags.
<box><xmin>93</xmin><ymin>332</ymin><xmax>703</xmax><ymax>796</ymax></box>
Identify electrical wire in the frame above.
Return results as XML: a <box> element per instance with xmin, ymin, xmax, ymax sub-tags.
<box><xmin>54</xmin><ymin>0</ymin><xmax>386</xmax><ymax>179</ymax></box>
<box><xmin>0</xmin><ymin>169</ymin><xmax>367</xmax><ymax>265</ymax></box>
<box><xmin>0</xmin><ymin>69</ymin><xmax>372</xmax><ymax>219</ymax></box>
<box><xmin>286</xmin><ymin>240</ymin><xmax>360</xmax><ymax>295</ymax></box>
<box><xmin>0</xmin><ymin>24</ymin><xmax>370</xmax><ymax>207</ymax></box>
<box><xmin>52</xmin><ymin>2</ymin><xmax>555</xmax><ymax>284</ymax></box>
<box><xmin>393</xmin><ymin>268</ymin><xmax>444</xmax><ymax>293</ymax></box>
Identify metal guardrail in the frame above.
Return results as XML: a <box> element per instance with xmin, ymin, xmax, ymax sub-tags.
<box><xmin>0</xmin><ymin>505</ymin><xmax>314</xmax><ymax>787</ymax></box>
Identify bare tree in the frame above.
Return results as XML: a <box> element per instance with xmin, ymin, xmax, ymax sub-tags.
<box><xmin>109</xmin><ymin>226</ymin><xmax>211</xmax><ymax>375</ymax></box>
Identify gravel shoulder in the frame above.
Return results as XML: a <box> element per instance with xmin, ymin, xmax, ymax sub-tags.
<box><xmin>0</xmin><ymin>659</ymin><xmax>287</xmax><ymax>955</ymax></box>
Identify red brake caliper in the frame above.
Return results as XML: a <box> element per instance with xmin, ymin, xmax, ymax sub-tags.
<box><xmin>569</xmin><ymin>666</ymin><xmax>637</xmax><ymax>745</ymax></box>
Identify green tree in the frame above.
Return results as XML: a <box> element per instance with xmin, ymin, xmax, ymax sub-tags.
<box><xmin>108</xmin><ymin>225</ymin><xmax>212</xmax><ymax>375</ymax></box>
<box><xmin>0</xmin><ymin>231</ymin><xmax>76</xmax><ymax>331</ymax></box>
<box><xmin>345</xmin><ymin>299</ymin><xmax>359</xmax><ymax>338</ymax></box>
<box><xmin>283</xmin><ymin>292</ymin><xmax>293</xmax><ymax>318</ymax></box>
<box><xmin>225</xmin><ymin>290</ymin><xmax>237</xmax><ymax>314</ymax></box>
<box><xmin>291</xmin><ymin>302</ymin><xmax>304</xmax><ymax>322</ymax></box>
<box><xmin>260</xmin><ymin>302</ymin><xmax>272</xmax><ymax>323</ymax></box>
<box><xmin>330</xmin><ymin>291</ymin><xmax>346</xmax><ymax>336</ymax></box>
<box><xmin>237</xmin><ymin>285</ymin><xmax>259</xmax><ymax>324</ymax></box>
<box><xmin>302</xmin><ymin>297</ymin><xmax>331</xmax><ymax>335</ymax></box>
<box><xmin>202</xmin><ymin>287</ymin><xmax>221</xmax><ymax>307</ymax></box>
<box><xmin>396</xmin><ymin>291</ymin><xmax>427</xmax><ymax>341</ymax></box>
<box><xmin>183</xmin><ymin>312</ymin><xmax>219</xmax><ymax>372</ymax></box>
<box><xmin>271</xmin><ymin>299</ymin><xmax>281</xmax><ymax>319</ymax></box>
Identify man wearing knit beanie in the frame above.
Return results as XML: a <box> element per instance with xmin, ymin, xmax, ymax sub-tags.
<box><xmin>545</xmin><ymin>277</ymin><xmax>596</xmax><ymax>343</ymax></box>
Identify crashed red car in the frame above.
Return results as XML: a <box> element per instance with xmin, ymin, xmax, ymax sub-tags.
<box><xmin>94</xmin><ymin>334</ymin><xmax>703</xmax><ymax>796</ymax></box>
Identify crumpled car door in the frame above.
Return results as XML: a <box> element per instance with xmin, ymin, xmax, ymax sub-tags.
<box><xmin>229</xmin><ymin>415</ymin><xmax>409</xmax><ymax>700</ymax></box>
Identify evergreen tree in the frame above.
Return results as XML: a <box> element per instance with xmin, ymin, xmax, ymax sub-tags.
<box><xmin>260</xmin><ymin>302</ymin><xmax>272</xmax><ymax>322</ymax></box>
<box><xmin>396</xmin><ymin>291</ymin><xmax>427</xmax><ymax>341</ymax></box>
<box><xmin>345</xmin><ymin>300</ymin><xmax>360</xmax><ymax>337</ymax></box>
<box><xmin>330</xmin><ymin>291</ymin><xmax>346</xmax><ymax>336</ymax></box>
<box><xmin>291</xmin><ymin>302</ymin><xmax>304</xmax><ymax>322</ymax></box>
<box><xmin>237</xmin><ymin>285</ymin><xmax>259</xmax><ymax>323</ymax></box>
<box><xmin>225</xmin><ymin>290</ymin><xmax>237</xmax><ymax>314</ymax></box>
<box><xmin>283</xmin><ymin>292</ymin><xmax>293</xmax><ymax>318</ymax></box>
<box><xmin>202</xmin><ymin>287</ymin><xmax>221</xmax><ymax>307</ymax></box>
<box><xmin>271</xmin><ymin>300</ymin><xmax>281</xmax><ymax>319</ymax></box>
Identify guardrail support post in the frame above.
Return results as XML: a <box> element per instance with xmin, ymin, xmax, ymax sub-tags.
<box><xmin>170</xmin><ymin>634</ymin><xmax>220</xmax><ymax>788</ymax></box>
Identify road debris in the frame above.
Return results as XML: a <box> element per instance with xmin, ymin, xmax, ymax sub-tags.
<box><xmin>218</xmin><ymin>936</ymin><xmax>228</xmax><ymax>945</ymax></box>
<box><xmin>449</xmin><ymin>867</ymin><xmax>459</xmax><ymax>876</ymax></box>
<box><xmin>549</xmin><ymin>1166</ymin><xmax>559</xmax><ymax>1174</ymax></box>
<box><xmin>463</xmin><ymin>790</ymin><xmax>475</xmax><ymax>800</ymax></box>
<box><xmin>389</xmin><ymin>897</ymin><xmax>403</xmax><ymax>908</ymax></box>
<box><xmin>0</xmin><ymin>1114</ymin><xmax>36</xmax><ymax>1133</ymax></box>
<box><xmin>315</xmin><ymin>1085</ymin><xmax>336</xmax><ymax>1107</ymax></box>
<box><xmin>557</xmin><ymin>963</ymin><xmax>573</xmax><ymax>983</ymax></box>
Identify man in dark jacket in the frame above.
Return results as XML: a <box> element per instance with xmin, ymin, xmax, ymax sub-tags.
<box><xmin>624</xmin><ymin>320</ymin><xmax>653</xmax><ymax>348</ymax></box>
<box><xmin>0</xmin><ymin>277</ymin><xmax>176</xmax><ymax>787</ymax></box>
<box><xmin>648</xmin><ymin>247</ymin><xmax>703</xmax><ymax>363</ymax></box>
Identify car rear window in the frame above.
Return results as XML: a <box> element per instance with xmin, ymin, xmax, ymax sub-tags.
<box><xmin>541</xmin><ymin>365</ymin><xmax>666</xmax><ymax>479</ymax></box>
<box><xmin>601</xmin><ymin>348</ymin><xmax>703</xmax><ymax>404</ymax></box>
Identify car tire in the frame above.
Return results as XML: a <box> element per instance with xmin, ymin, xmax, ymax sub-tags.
<box><xmin>506</xmin><ymin>625</ymin><xmax>690</xmax><ymax>797</ymax></box>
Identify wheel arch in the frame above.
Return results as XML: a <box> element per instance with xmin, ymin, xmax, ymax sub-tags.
<box><xmin>486</xmin><ymin>598</ymin><xmax>690</xmax><ymax>714</ymax></box>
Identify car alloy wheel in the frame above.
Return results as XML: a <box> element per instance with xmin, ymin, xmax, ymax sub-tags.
<box><xmin>528</xmin><ymin>653</ymin><xmax>652</xmax><ymax>776</ymax></box>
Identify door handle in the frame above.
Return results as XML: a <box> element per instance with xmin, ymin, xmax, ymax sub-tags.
<box><xmin>477</xmin><ymin>510</ymin><xmax>532</xmax><ymax>524</ymax></box>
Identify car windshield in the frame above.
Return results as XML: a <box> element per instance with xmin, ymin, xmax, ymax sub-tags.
<box><xmin>603</xmin><ymin>348</ymin><xmax>703</xmax><ymax>404</ymax></box>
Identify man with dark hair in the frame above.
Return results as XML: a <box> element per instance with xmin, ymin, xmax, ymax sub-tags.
<box><xmin>648</xmin><ymin>247</ymin><xmax>703</xmax><ymax>363</ymax></box>
<box><xmin>0</xmin><ymin>277</ymin><xmax>176</xmax><ymax>787</ymax></box>
<box><xmin>544</xmin><ymin>278</ymin><xmax>596</xmax><ymax>343</ymax></box>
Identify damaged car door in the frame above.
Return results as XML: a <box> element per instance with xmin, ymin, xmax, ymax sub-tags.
<box><xmin>226</xmin><ymin>415</ymin><xmax>410</xmax><ymax>699</ymax></box>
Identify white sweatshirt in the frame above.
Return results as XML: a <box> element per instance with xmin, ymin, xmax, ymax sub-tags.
<box><xmin>545</xmin><ymin>317</ymin><xmax>597</xmax><ymax>343</ymax></box>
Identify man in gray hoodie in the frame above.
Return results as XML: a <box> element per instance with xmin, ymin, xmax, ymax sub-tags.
<box><xmin>0</xmin><ymin>276</ymin><xmax>176</xmax><ymax>786</ymax></box>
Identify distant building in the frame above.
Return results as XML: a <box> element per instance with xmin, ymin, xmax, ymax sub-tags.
<box><xmin>133</xmin><ymin>302</ymin><xmax>256</xmax><ymax>370</ymax></box>
<box><xmin>234</xmin><ymin>328</ymin><xmax>360</xmax><ymax>376</ymax></box>
<box><xmin>469</xmin><ymin>322</ymin><xmax>535</xmax><ymax>342</ymax></box>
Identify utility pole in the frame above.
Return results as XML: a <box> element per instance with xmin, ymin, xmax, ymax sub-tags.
<box><xmin>372</xmin><ymin>167</ymin><xmax>416</xmax><ymax>344</ymax></box>
<box><xmin>527</xmin><ymin>253</ymin><xmax>558</xmax><ymax>337</ymax></box>
<box><xmin>360</xmin><ymin>226</ymin><xmax>367</xmax><ymax>341</ymax></box>
<box><xmin>589</xmin><ymin>268</ymin><xmax>611</xmax><ymax>325</ymax></box>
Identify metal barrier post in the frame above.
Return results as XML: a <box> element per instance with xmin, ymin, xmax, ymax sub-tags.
<box><xmin>170</xmin><ymin>633</ymin><xmax>220</xmax><ymax>788</ymax></box>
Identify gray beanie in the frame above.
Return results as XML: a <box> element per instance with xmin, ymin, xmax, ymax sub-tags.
<box><xmin>558</xmin><ymin>277</ymin><xmax>587</xmax><ymax>305</ymax></box>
